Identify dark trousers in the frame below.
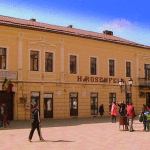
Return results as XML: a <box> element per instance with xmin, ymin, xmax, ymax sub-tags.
<box><xmin>0</xmin><ymin>114</ymin><xmax>4</xmax><ymax>127</ymax></box>
<box><xmin>112</xmin><ymin>115</ymin><xmax>116</xmax><ymax>123</ymax></box>
<box><xmin>29</xmin><ymin>123</ymin><xmax>42</xmax><ymax>140</ymax></box>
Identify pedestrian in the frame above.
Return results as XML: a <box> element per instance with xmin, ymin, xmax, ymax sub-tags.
<box><xmin>0</xmin><ymin>103</ymin><xmax>4</xmax><ymax>127</ymax></box>
<box><xmin>3</xmin><ymin>104</ymin><xmax>10</xmax><ymax>128</ymax></box>
<box><xmin>126</xmin><ymin>102</ymin><xmax>136</xmax><ymax>132</ymax></box>
<box><xmin>111</xmin><ymin>102</ymin><xmax>117</xmax><ymax>123</ymax></box>
<box><xmin>99</xmin><ymin>104</ymin><xmax>104</xmax><ymax>117</ymax></box>
<box><xmin>141</xmin><ymin>104</ymin><xmax>148</xmax><ymax>131</ymax></box>
<box><xmin>118</xmin><ymin>101</ymin><xmax>126</xmax><ymax>116</ymax></box>
<box><xmin>28</xmin><ymin>104</ymin><xmax>44</xmax><ymax>142</ymax></box>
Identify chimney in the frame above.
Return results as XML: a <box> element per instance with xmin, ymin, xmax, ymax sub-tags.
<box><xmin>30</xmin><ymin>18</ymin><xmax>36</xmax><ymax>22</ymax></box>
<box><xmin>103</xmin><ymin>30</ymin><xmax>113</xmax><ymax>36</ymax></box>
<box><xmin>67</xmin><ymin>25</ymin><xmax>73</xmax><ymax>28</ymax></box>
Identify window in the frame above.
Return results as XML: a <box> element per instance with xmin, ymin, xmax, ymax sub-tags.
<box><xmin>70</xmin><ymin>55</ymin><xmax>77</xmax><ymax>74</ymax></box>
<box><xmin>91</xmin><ymin>93</ymin><xmax>98</xmax><ymax>115</ymax></box>
<box><xmin>45</xmin><ymin>52</ymin><xmax>53</xmax><ymax>72</ymax></box>
<box><xmin>90</xmin><ymin>57</ymin><xmax>97</xmax><ymax>75</ymax></box>
<box><xmin>109</xmin><ymin>59</ymin><xmax>115</xmax><ymax>76</ymax></box>
<box><xmin>30</xmin><ymin>51</ymin><xmax>39</xmax><ymax>71</ymax></box>
<box><xmin>145</xmin><ymin>64</ymin><xmax>150</xmax><ymax>80</ymax></box>
<box><xmin>126</xmin><ymin>62</ymin><xmax>131</xmax><ymax>77</ymax></box>
<box><xmin>126</xmin><ymin>93</ymin><xmax>132</xmax><ymax>105</ymax></box>
<box><xmin>109</xmin><ymin>93</ymin><xmax>116</xmax><ymax>112</ymax></box>
<box><xmin>0</xmin><ymin>48</ymin><xmax>6</xmax><ymax>69</ymax></box>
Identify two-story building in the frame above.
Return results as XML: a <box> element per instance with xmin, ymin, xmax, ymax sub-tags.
<box><xmin>0</xmin><ymin>15</ymin><xmax>150</xmax><ymax>121</ymax></box>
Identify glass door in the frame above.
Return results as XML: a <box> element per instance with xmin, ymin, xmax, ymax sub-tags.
<box><xmin>44</xmin><ymin>93</ymin><xmax>53</xmax><ymax>118</ymax></box>
<box><xmin>70</xmin><ymin>93</ymin><xmax>78</xmax><ymax>116</ymax></box>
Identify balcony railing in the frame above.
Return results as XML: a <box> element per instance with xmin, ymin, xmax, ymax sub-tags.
<box><xmin>139</xmin><ymin>78</ymin><xmax>150</xmax><ymax>88</ymax></box>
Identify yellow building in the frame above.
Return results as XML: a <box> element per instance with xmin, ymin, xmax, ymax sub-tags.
<box><xmin>0</xmin><ymin>15</ymin><xmax>150</xmax><ymax>120</ymax></box>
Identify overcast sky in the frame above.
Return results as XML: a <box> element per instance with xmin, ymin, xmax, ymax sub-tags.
<box><xmin>0</xmin><ymin>0</ymin><xmax>150</xmax><ymax>46</ymax></box>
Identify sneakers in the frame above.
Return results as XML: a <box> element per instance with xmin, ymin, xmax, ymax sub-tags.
<box><xmin>28</xmin><ymin>139</ymin><xmax>32</xmax><ymax>142</ymax></box>
<box><xmin>40</xmin><ymin>138</ymin><xmax>45</xmax><ymax>141</ymax></box>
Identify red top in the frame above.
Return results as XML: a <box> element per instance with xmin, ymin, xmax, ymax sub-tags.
<box><xmin>111</xmin><ymin>104</ymin><xmax>117</xmax><ymax>116</ymax></box>
<box><xmin>127</xmin><ymin>105</ymin><xmax>135</xmax><ymax>118</ymax></box>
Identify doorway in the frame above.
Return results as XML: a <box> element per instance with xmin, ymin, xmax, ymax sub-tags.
<box><xmin>0</xmin><ymin>91</ymin><xmax>14</xmax><ymax>120</ymax></box>
<box><xmin>30</xmin><ymin>91</ymin><xmax>40</xmax><ymax>114</ymax></box>
<box><xmin>70</xmin><ymin>93</ymin><xmax>78</xmax><ymax>116</ymax></box>
<box><xmin>44</xmin><ymin>93</ymin><xmax>53</xmax><ymax>118</ymax></box>
<box><xmin>146</xmin><ymin>93</ymin><xmax>150</xmax><ymax>108</ymax></box>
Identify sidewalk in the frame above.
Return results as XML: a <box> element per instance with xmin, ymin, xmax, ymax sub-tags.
<box><xmin>0</xmin><ymin>117</ymin><xmax>149</xmax><ymax>150</ymax></box>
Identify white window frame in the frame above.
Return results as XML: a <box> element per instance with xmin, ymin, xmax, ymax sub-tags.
<box><xmin>0</xmin><ymin>46</ymin><xmax>9</xmax><ymax>71</ymax></box>
<box><xmin>68</xmin><ymin>53</ymin><xmax>79</xmax><ymax>75</ymax></box>
<box><xmin>44</xmin><ymin>50</ymin><xmax>55</xmax><ymax>73</ymax></box>
<box><xmin>29</xmin><ymin>49</ymin><xmax>41</xmax><ymax>72</ymax></box>
<box><xmin>89</xmin><ymin>56</ymin><xmax>99</xmax><ymax>76</ymax></box>
<box><xmin>108</xmin><ymin>58</ymin><xmax>116</xmax><ymax>77</ymax></box>
<box><xmin>125</xmin><ymin>60</ymin><xmax>132</xmax><ymax>78</ymax></box>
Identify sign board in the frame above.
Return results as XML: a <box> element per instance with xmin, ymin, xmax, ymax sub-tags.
<box><xmin>91</xmin><ymin>93</ymin><xmax>98</xmax><ymax>97</ymax></box>
<box><xmin>57</xmin><ymin>91</ymin><xmax>62</xmax><ymax>95</ymax></box>
<box><xmin>25</xmin><ymin>104</ymin><xmax>31</xmax><ymax>110</ymax></box>
<box><xmin>31</xmin><ymin>92</ymin><xmax>39</xmax><ymax>97</ymax></box>
<box><xmin>70</xmin><ymin>93</ymin><xmax>78</xmax><ymax>98</ymax></box>
<box><xmin>44</xmin><ymin>93</ymin><xmax>53</xmax><ymax>98</ymax></box>
<box><xmin>0</xmin><ymin>71</ymin><xmax>17</xmax><ymax>79</ymax></box>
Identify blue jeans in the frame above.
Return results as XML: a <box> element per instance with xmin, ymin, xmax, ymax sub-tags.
<box><xmin>129</xmin><ymin>118</ymin><xmax>134</xmax><ymax>131</ymax></box>
<box><xmin>146</xmin><ymin>120</ymin><xmax>150</xmax><ymax>131</ymax></box>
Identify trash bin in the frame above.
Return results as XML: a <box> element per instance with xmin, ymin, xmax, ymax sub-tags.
<box><xmin>119</xmin><ymin>116</ymin><xmax>127</xmax><ymax>130</ymax></box>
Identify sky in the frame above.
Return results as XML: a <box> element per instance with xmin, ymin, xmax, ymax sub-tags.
<box><xmin>0</xmin><ymin>0</ymin><xmax>150</xmax><ymax>46</ymax></box>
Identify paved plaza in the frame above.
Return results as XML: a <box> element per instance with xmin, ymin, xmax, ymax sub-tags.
<box><xmin>0</xmin><ymin>117</ymin><xmax>149</xmax><ymax>150</ymax></box>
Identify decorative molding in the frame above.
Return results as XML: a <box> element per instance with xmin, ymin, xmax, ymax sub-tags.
<box><xmin>28</xmin><ymin>40</ymin><xmax>57</xmax><ymax>47</ymax></box>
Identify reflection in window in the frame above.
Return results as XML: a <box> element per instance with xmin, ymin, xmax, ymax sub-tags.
<box><xmin>0</xmin><ymin>48</ymin><xmax>6</xmax><ymax>69</ymax></box>
<box><xmin>109</xmin><ymin>59</ymin><xmax>115</xmax><ymax>76</ymax></box>
<box><xmin>45</xmin><ymin>52</ymin><xmax>53</xmax><ymax>72</ymax></box>
<box><xmin>91</xmin><ymin>93</ymin><xmax>98</xmax><ymax>115</ymax></box>
<box><xmin>30</xmin><ymin>51</ymin><xmax>39</xmax><ymax>71</ymax></box>
<box><xmin>90</xmin><ymin>57</ymin><xmax>97</xmax><ymax>75</ymax></box>
<box><xmin>70</xmin><ymin>55</ymin><xmax>77</xmax><ymax>74</ymax></box>
<box><xmin>126</xmin><ymin>62</ymin><xmax>131</xmax><ymax>77</ymax></box>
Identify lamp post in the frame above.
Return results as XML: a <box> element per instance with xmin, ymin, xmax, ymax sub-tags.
<box><xmin>119</xmin><ymin>78</ymin><xmax>133</xmax><ymax>105</ymax></box>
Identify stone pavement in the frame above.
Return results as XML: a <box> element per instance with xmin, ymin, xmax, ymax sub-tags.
<box><xmin>0</xmin><ymin>117</ymin><xmax>149</xmax><ymax>150</ymax></box>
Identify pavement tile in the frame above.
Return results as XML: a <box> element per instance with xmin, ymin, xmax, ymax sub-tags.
<box><xmin>0</xmin><ymin>117</ymin><xmax>149</xmax><ymax>150</ymax></box>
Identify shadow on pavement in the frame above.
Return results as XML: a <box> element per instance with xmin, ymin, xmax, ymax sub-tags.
<box><xmin>0</xmin><ymin>116</ymin><xmax>139</xmax><ymax>130</ymax></box>
<box><xmin>33</xmin><ymin>140</ymin><xmax>75</xmax><ymax>143</ymax></box>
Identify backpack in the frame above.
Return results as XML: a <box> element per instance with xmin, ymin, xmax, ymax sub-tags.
<box><xmin>147</xmin><ymin>113</ymin><xmax>150</xmax><ymax>121</ymax></box>
<box><xmin>139</xmin><ymin>114</ymin><xmax>143</xmax><ymax>122</ymax></box>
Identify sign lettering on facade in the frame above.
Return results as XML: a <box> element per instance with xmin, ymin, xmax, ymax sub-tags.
<box><xmin>77</xmin><ymin>76</ymin><xmax>119</xmax><ymax>83</ymax></box>
<box><xmin>0</xmin><ymin>71</ymin><xmax>17</xmax><ymax>79</ymax></box>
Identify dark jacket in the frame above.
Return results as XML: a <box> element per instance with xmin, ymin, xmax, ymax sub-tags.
<box><xmin>99</xmin><ymin>105</ymin><xmax>104</xmax><ymax>115</ymax></box>
<box><xmin>118</xmin><ymin>103</ymin><xmax>126</xmax><ymax>114</ymax></box>
<box><xmin>31</xmin><ymin>108</ymin><xmax>40</xmax><ymax>125</ymax></box>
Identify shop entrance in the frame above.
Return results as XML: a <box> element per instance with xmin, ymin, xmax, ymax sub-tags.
<box><xmin>70</xmin><ymin>93</ymin><xmax>78</xmax><ymax>116</ymax></box>
<box><xmin>146</xmin><ymin>93</ymin><xmax>150</xmax><ymax>108</ymax></box>
<box><xmin>44</xmin><ymin>93</ymin><xmax>53</xmax><ymax>118</ymax></box>
<box><xmin>0</xmin><ymin>91</ymin><xmax>14</xmax><ymax>120</ymax></box>
<box><xmin>30</xmin><ymin>91</ymin><xmax>40</xmax><ymax>114</ymax></box>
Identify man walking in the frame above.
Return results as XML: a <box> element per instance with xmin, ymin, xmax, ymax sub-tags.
<box><xmin>29</xmin><ymin>104</ymin><xmax>44</xmax><ymax>142</ymax></box>
<box><xmin>126</xmin><ymin>102</ymin><xmax>136</xmax><ymax>132</ymax></box>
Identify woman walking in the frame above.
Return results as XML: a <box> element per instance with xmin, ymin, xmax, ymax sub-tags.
<box><xmin>111</xmin><ymin>102</ymin><xmax>117</xmax><ymax>123</ymax></box>
<box><xmin>99</xmin><ymin>104</ymin><xmax>104</xmax><ymax>117</ymax></box>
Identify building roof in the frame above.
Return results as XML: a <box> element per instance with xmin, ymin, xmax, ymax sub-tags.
<box><xmin>0</xmin><ymin>15</ymin><xmax>150</xmax><ymax>49</ymax></box>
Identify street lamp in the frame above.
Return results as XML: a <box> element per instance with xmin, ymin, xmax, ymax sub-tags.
<box><xmin>119</xmin><ymin>78</ymin><xmax>133</xmax><ymax>104</ymax></box>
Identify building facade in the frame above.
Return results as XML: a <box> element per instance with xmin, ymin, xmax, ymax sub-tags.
<box><xmin>0</xmin><ymin>15</ymin><xmax>150</xmax><ymax>120</ymax></box>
